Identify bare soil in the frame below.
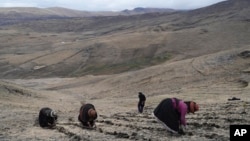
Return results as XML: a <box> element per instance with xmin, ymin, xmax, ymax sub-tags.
<box><xmin>1</xmin><ymin>47</ymin><xmax>250</xmax><ymax>141</ymax></box>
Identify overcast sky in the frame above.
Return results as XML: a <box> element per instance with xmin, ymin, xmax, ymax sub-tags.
<box><xmin>0</xmin><ymin>0</ymin><xmax>226</xmax><ymax>11</ymax></box>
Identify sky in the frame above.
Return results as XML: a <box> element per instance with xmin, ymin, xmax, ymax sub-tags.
<box><xmin>0</xmin><ymin>0</ymin><xmax>226</xmax><ymax>11</ymax></box>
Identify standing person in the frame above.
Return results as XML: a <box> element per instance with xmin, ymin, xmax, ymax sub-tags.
<box><xmin>78</xmin><ymin>103</ymin><xmax>98</xmax><ymax>128</ymax></box>
<box><xmin>153</xmin><ymin>98</ymin><xmax>199</xmax><ymax>134</ymax></box>
<box><xmin>138</xmin><ymin>92</ymin><xmax>146</xmax><ymax>113</ymax></box>
<box><xmin>39</xmin><ymin>107</ymin><xmax>58</xmax><ymax>128</ymax></box>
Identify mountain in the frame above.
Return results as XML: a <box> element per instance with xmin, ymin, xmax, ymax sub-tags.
<box><xmin>187</xmin><ymin>0</ymin><xmax>250</xmax><ymax>18</ymax></box>
<box><xmin>121</xmin><ymin>7</ymin><xmax>175</xmax><ymax>15</ymax></box>
<box><xmin>0</xmin><ymin>7</ymin><xmax>116</xmax><ymax>26</ymax></box>
<box><xmin>0</xmin><ymin>7</ymin><xmax>117</xmax><ymax>17</ymax></box>
<box><xmin>0</xmin><ymin>0</ymin><xmax>249</xmax><ymax>78</ymax></box>
<box><xmin>0</xmin><ymin>7</ymin><xmax>176</xmax><ymax>26</ymax></box>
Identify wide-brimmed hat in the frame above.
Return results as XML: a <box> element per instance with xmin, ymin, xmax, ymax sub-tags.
<box><xmin>88</xmin><ymin>109</ymin><xmax>97</xmax><ymax>120</ymax></box>
<box><xmin>185</xmin><ymin>101</ymin><xmax>199</xmax><ymax>113</ymax></box>
<box><xmin>190</xmin><ymin>101</ymin><xmax>199</xmax><ymax>113</ymax></box>
<box><xmin>50</xmin><ymin>110</ymin><xmax>57</xmax><ymax>117</ymax></box>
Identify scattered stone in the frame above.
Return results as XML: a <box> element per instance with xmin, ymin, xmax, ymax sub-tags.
<box><xmin>239</xmin><ymin>51</ymin><xmax>250</xmax><ymax>58</ymax></box>
<box><xmin>104</xmin><ymin>120</ymin><xmax>114</xmax><ymax>125</ymax></box>
<box><xmin>98</xmin><ymin>128</ymin><xmax>103</xmax><ymax>133</ymax></box>
<box><xmin>68</xmin><ymin>117</ymin><xmax>74</xmax><ymax>122</ymax></box>
<box><xmin>131</xmin><ymin>132</ymin><xmax>137</xmax><ymax>137</ymax></box>
<box><xmin>116</xmin><ymin>132</ymin><xmax>129</xmax><ymax>138</ymax></box>
<box><xmin>228</xmin><ymin>97</ymin><xmax>241</xmax><ymax>101</ymax></box>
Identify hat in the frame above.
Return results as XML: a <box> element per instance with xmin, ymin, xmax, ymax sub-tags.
<box><xmin>189</xmin><ymin>101</ymin><xmax>199</xmax><ymax>113</ymax></box>
<box><xmin>88</xmin><ymin>109</ymin><xmax>97</xmax><ymax>120</ymax></box>
<box><xmin>185</xmin><ymin>101</ymin><xmax>199</xmax><ymax>113</ymax></box>
<box><xmin>50</xmin><ymin>110</ymin><xmax>57</xmax><ymax>117</ymax></box>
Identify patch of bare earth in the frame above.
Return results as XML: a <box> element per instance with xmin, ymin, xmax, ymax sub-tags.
<box><xmin>1</xmin><ymin>47</ymin><xmax>250</xmax><ymax>140</ymax></box>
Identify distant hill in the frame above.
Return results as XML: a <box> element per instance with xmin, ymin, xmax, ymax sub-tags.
<box><xmin>0</xmin><ymin>7</ymin><xmax>117</xmax><ymax>17</ymax></box>
<box><xmin>188</xmin><ymin>0</ymin><xmax>250</xmax><ymax>16</ymax></box>
<box><xmin>0</xmin><ymin>7</ymin><xmax>116</xmax><ymax>25</ymax></box>
<box><xmin>0</xmin><ymin>0</ymin><xmax>249</xmax><ymax>78</ymax></box>
<box><xmin>0</xmin><ymin>7</ymin><xmax>176</xmax><ymax>26</ymax></box>
<box><xmin>121</xmin><ymin>7</ymin><xmax>175</xmax><ymax>15</ymax></box>
<box><xmin>0</xmin><ymin>7</ymin><xmax>175</xmax><ymax>17</ymax></box>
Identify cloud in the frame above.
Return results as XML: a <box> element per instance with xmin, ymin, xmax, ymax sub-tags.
<box><xmin>1</xmin><ymin>2</ymin><xmax>37</xmax><ymax>7</ymax></box>
<box><xmin>0</xmin><ymin>0</ymin><xmax>226</xmax><ymax>11</ymax></box>
<box><xmin>0</xmin><ymin>0</ymin><xmax>55</xmax><ymax>8</ymax></box>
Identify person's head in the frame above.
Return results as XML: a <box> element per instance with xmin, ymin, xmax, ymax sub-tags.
<box><xmin>138</xmin><ymin>92</ymin><xmax>143</xmax><ymax>95</ymax></box>
<box><xmin>88</xmin><ymin>109</ymin><xmax>97</xmax><ymax>121</ymax></box>
<box><xmin>50</xmin><ymin>110</ymin><xmax>57</xmax><ymax>118</ymax></box>
<box><xmin>184</xmin><ymin>101</ymin><xmax>199</xmax><ymax>113</ymax></box>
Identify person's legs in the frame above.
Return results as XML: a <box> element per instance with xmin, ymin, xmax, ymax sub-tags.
<box><xmin>139</xmin><ymin>104</ymin><xmax>144</xmax><ymax>113</ymax></box>
<box><xmin>141</xmin><ymin>101</ymin><xmax>145</xmax><ymax>113</ymax></box>
<box><xmin>138</xmin><ymin>104</ymin><xmax>143</xmax><ymax>113</ymax></box>
<box><xmin>138</xmin><ymin>100</ymin><xmax>146</xmax><ymax>113</ymax></box>
<box><xmin>138</xmin><ymin>102</ymin><xmax>142</xmax><ymax>113</ymax></box>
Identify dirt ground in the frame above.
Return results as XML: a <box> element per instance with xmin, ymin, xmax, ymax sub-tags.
<box><xmin>0</xmin><ymin>80</ymin><xmax>249</xmax><ymax>141</ymax></box>
<box><xmin>1</xmin><ymin>47</ymin><xmax>250</xmax><ymax>141</ymax></box>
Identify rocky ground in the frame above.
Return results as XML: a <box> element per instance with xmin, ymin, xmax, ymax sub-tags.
<box><xmin>0</xmin><ymin>80</ymin><xmax>249</xmax><ymax>141</ymax></box>
<box><xmin>1</xmin><ymin>47</ymin><xmax>249</xmax><ymax>141</ymax></box>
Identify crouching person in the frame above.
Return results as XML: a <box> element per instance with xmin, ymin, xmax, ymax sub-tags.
<box><xmin>78</xmin><ymin>103</ymin><xmax>97</xmax><ymax>129</ymax></box>
<box><xmin>39</xmin><ymin>107</ymin><xmax>58</xmax><ymax>128</ymax></box>
<box><xmin>153</xmin><ymin>98</ymin><xmax>199</xmax><ymax>135</ymax></box>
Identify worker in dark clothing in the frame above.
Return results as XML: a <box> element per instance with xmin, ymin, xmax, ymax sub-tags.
<box><xmin>138</xmin><ymin>92</ymin><xmax>146</xmax><ymax>113</ymax></box>
<box><xmin>78</xmin><ymin>103</ymin><xmax>97</xmax><ymax>128</ymax></box>
<box><xmin>39</xmin><ymin>107</ymin><xmax>58</xmax><ymax>128</ymax></box>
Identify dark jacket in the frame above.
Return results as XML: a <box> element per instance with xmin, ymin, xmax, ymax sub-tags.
<box><xmin>153</xmin><ymin>98</ymin><xmax>181</xmax><ymax>132</ymax></box>
<box><xmin>78</xmin><ymin>104</ymin><xmax>97</xmax><ymax>126</ymax></box>
<box><xmin>138</xmin><ymin>93</ymin><xmax>146</xmax><ymax>102</ymax></box>
<box><xmin>39</xmin><ymin>107</ymin><xmax>57</xmax><ymax>128</ymax></box>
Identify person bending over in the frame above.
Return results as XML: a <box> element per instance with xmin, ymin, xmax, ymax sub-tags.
<box><xmin>78</xmin><ymin>103</ymin><xmax>98</xmax><ymax>128</ymax></box>
<box><xmin>39</xmin><ymin>107</ymin><xmax>58</xmax><ymax>128</ymax></box>
<box><xmin>153</xmin><ymin>98</ymin><xmax>199</xmax><ymax>134</ymax></box>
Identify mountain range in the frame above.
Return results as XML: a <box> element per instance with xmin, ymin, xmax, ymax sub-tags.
<box><xmin>0</xmin><ymin>0</ymin><xmax>249</xmax><ymax>78</ymax></box>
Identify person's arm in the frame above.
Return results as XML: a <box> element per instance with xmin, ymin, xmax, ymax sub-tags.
<box><xmin>178</xmin><ymin>101</ymin><xmax>188</xmax><ymax>126</ymax></box>
<box><xmin>177</xmin><ymin>101</ymin><xmax>188</xmax><ymax>134</ymax></box>
<box><xmin>89</xmin><ymin>120</ymin><xmax>96</xmax><ymax>127</ymax></box>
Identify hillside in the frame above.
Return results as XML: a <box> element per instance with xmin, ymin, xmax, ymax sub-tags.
<box><xmin>1</xmin><ymin>46</ymin><xmax>250</xmax><ymax>140</ymax></box>
<box><xmin>0</xmin><ymin>7</ymin><xmax>175</xmax><ymax>26</ymax></box>
<box><xmin>0</xmin><ymin>0</ymin><xmax>250</xmax><ymax>140</ymax></box>
<box><xmin>0</xmin><ymin>0</ymin><xmax>249</xmax><ymax>78</ymax></box>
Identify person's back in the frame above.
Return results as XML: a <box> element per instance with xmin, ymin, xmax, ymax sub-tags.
<box><xmin>39</xmin><ymin>107</ymin><xmax>57</xmax><ymax>128</ymax></box>
<box><xmin>138</xmin><ymin>92</ymin><xmax>146</xmax><ymax>113</ymax></box>
<box><xmin>153</xmin><ymin>98</ymin><xmax>199</xmax><ymax>134</ymax></box>
<box><xmin>138</xmin><ymin>92</ymin><xmax>146</xmax><ymax>101</ymax></box>
<box><xmin>78</xmin><ymin>103</ymin><xmax>97</xmax><ymax>128</ymax></box>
